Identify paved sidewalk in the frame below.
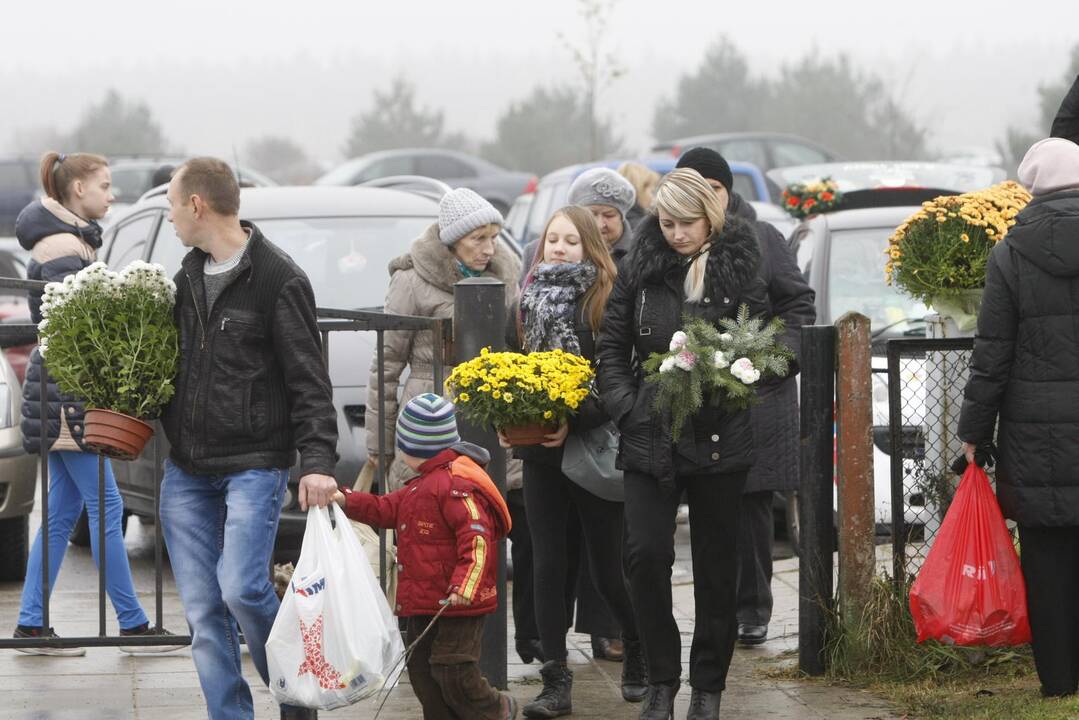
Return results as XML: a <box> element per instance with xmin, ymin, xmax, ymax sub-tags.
<box><xmin>0</xmin><ymin>516</ymin><xmax>901</xmax><ymax>719</ymax></box>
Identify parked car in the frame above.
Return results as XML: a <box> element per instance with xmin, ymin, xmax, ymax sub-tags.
<box><xmin>0</xmin><ymin>158</ymin><xmax>39</xmax><ymax>237</ymax></box>
<box><xmin>315</xmin><ymin>148</ymin><xmax>536</xmax><ymax>217</ymax></box>
<box><xmin>97</xmin><ymin>185</ymin><xmax>519</xmax><ymax>559</ymax></box>
<box><xmin>0</xmin><ymin>239</ymin><xmax>34</xmax><ymax>383</ymax></box>
<box><xmin>105</xmin><ymin>156</ymin><xmax>277</xmax><ymax>220</ymax></box>
<box><xmin>780</xmin><ymin>161</ymin><xmax>1006</xmax><ymax>531</ymax></box>
<box><xmin>650</xmin><ymin>132</ymin><xmax>840</xmax><ymax>181</ymax></box>
<box><xmin>0</xmin><ymin>341</ymin><xmax>37</xmax><ymax>580</ymax></box>
<box><xmin>513</xmin><ymin>157</ymin><xmax>781</xmax><ymax>251</ymax></box>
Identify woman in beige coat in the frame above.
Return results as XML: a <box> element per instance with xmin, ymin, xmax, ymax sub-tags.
<box><xmin>365</xmin><ymin>188</ymin><xmax>521</xmax><ymax>490</ymax></box>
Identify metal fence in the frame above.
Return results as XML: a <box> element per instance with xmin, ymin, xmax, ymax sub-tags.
<box><xmin>886</xmin><ymin>338</ymin><xmax>975</xmax><ymax>588</ymax></box>
<box><xmin>0</xmin><ymin>274</ymin><xmax>451</xmax><ymax>654</ymax></box>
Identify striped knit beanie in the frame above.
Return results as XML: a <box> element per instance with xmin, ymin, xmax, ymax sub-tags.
<box><xmin>396</xmin><ymin>393</ymin><xmax>461</xmax><ymax>459</ymax></box>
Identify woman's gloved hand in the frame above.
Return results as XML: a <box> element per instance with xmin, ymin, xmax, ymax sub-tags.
<box><xmin>952</xmin><ymin>441</ymin><xmax>997</xmax><ymax>475</ymax></box>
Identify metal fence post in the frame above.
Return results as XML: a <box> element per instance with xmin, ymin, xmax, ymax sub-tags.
<box><xmin>798</xmin><ymin>325</ymin><xmax>836</xmax><ymax>676</ymax></box>
<box><xmin>453</xmin><ymin>277</ymin><xmax>508</xmax><ymax>691</ymax></box>
<box><xmin>835</xmin><ymin>313</ymin><xmax>876</xmax><ymax>634</ymax></box>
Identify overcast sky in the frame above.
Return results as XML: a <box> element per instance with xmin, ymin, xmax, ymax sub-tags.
<box><xmin>3</xmin><ymin>0</ymin><xmax>1077</xmax><ymax>166</ymax></box>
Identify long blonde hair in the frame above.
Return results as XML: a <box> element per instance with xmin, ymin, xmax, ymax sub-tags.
<box><xmin>522</xmin><ymin>205</ymin><xmax>617</xmax><ymax>338</ymax></box>
<box><xmin>652</xmin><ymin>168</ymin><xmax>726</xmax><ymax>303</ymax></box>
<box><xmin>617</xmin><ymin>162</ymin><xmax>660</xmax><ymax>211</ymax></box>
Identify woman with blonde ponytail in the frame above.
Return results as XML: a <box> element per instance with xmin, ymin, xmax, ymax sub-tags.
<box><xmin>596</xmin><ymin>168</ymin><xmax>772</xmax><ymax>719</ymax></box>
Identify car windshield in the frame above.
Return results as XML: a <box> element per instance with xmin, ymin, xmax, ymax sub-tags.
<box><xmin>152</xmin><ymin>216</ymin><xmax>434</xmax><ymax>309</ymax></box>
<box><xmin>827</xmin><ymin>227</ymin><xmax>928</xmax><ymax>333</ymax></box>
<box><xmin>768</xmin><ymin>163</ymin><xmax>1005</xmax><ymax>194</ymax></box>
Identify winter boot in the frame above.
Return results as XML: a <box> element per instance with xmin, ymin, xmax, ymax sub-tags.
<box><xmin>621</xmin><ymin>638</ymin><xmax>648</xmax><ymax>702</ymax></box>
<box><xmin>686</xmin><ymin>688</ymin><xmax>722</xmax><ymax>719</ymax></box>
<box><xmin>638</xmin><ymin>680</ymin><xmax>679</xmax><ymax>720</ymax></box>
<box><xmin>523</xmin><ymin>660</ymin><xmax>573</xmax><ymax>718</ymax></box>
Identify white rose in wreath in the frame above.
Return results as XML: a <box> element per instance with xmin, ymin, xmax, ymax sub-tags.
<box><xmin>730</xmin><ymin>357</ymin><xmax>761</xmax><ymax>385</ymax></box>
<box><xmin>713</xmin><ymin>350</ymin><xmax>729</xmax><ymax>369</ymax></box>
<box><xmin>669</xmin><ymin>331</ymin><xmax>688</xmax><ymax>352</ymax></box>
<box><xmin>659</xmin><ymin>356</ymin><xmax>677</xmax><ymax>374</ymax></box>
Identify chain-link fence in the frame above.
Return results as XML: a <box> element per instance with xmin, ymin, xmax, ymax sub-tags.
<box><xmin>886</xmin><ymin>338</ymin><xmax>976</xmax><ymax>588</ymax></box>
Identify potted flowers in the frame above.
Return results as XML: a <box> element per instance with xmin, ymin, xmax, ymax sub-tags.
<box><xmin>642</xmin><ymin>307</ymin><xmax>792</xmax><ymax>441</ymax></box>
<box><xmin>38</xmin><ymin>261</ymin><xmax>179</xmax><ymax>460</ymax></box>
<box><xmin>444</xmin><ymin>347</ymin><xmax>594</xmax><ymax>446</ymax></box>
<box><xmin>886</xmin><ymin>181</ymin><xmax>1031</xmax><ymax>332</ymax></box>
<box><xmin>781</xmin><ymin>176</ymin><xmax>842</xmax><ymax>219</ymax></box>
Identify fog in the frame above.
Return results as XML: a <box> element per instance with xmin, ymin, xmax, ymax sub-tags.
<box><xmin>2</xmin><ymin>0</ymin><xmax>1076</xmax><ymax>165</ymax></box>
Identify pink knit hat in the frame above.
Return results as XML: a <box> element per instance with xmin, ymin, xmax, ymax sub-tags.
<box><xmin>1017</xmin><ymin>138</ymin><xmax>1079</xmax><ymax>196</ymax></box>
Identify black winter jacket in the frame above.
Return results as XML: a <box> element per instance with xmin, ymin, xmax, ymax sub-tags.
<box><xmin>1051</xmin><ymin>74</ymin><xmax>1079</xmax><ymax>144</ymax></box>
<box><xmin>597</xmin><ymin>214</ymin><xmax>770</xmax><ymax>486</ymax></box>
<box><xmin>162</xmin><ymin>222</ymin><xmax>338</xmax><ymax>477</ymax></box>
<box><xmin>16</xmin><ymin>198</ymin><xmax>102</xmax><ymax>454</ymax></box>
<box><xmin>957</xmin><ymin>190</ymin><xmax>1079</xmax><ymax>526</ymax></box>
<box><xmin>728</xmin><ymin>192</ymin><xmax>817</xmax><ymax>493</ymax></box>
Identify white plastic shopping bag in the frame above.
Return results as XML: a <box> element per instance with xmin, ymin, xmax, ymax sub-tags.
<box><xmin>266</xmin><ymin>503</ymin><xmax>405</xmax><ymax>709</ymax></box>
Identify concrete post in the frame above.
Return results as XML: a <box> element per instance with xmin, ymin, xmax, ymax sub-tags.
<box><xmin>835</xmin><ymin>312</ymin><xmax>875</xmax><ymax>633</ymax></box>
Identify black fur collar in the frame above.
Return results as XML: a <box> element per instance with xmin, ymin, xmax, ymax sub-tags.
<box><xmin>629</xmin><ymin>214</ymin><xmax>761</xmax><ymax>299</ymax></box>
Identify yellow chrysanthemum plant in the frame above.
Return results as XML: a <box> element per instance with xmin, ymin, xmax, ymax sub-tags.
<box><xmin>885</xmin><ymin>181</ymin><xmax>1031</xmax><ymax>330</ymax></box>
<box><xmin>445</xmin><ymin>348</ymin><xmax>594</xmax><ymax>441</ymax></box>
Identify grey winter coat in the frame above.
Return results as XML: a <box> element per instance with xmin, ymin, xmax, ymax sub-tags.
<box><xmin>958</xmin><ymin>190</ymin><xmax>1079</xmax><ymax>526</ymax></box>
<box><xmin>365</xmin><ymin>222</ymin><xmax>522</xmax><ymax>490</ymax></box>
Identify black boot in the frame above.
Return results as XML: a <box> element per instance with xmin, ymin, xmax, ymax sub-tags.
<box><xmin>523</xmin><ymin>660</ymin><xmax>573</xmax><ymax>718</ymax></box>
<box><xmin>639</xmin><ymin>680</ymin><xmax>679</xmax><ymax>720</ymax></box>
<box><xmin>516</xmin><ymin>638</ymin><xmax>546</xmax><ymax>664</ymax></box>
<box><xmin>621</xmin><ymin>638</ymin><xmax>648</xmax><ymax>702</ymax></box>
<box><xmin>686</xmin><ymin>688</ymin><xmax>722</xmax><ymax>719</ymax></box>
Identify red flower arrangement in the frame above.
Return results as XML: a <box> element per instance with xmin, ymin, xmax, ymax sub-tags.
<box><xmin>781</xmin><ymin>177</ymin><xmax>842</xmax><ymax>219</ymax></box>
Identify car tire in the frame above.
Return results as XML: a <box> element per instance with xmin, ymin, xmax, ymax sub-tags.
<box><xmin>69</xmin><ymin>509</ymin><xmax>130</xmax><ymax>548</ymax></box>
<box><xmin>0</xmin><ymin>515</ymin><xmax>29</xmax><ymax>581</ymax></box>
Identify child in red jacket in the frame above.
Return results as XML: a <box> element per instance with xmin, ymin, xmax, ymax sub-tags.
<box><xmin>333</xmin><ymin>393</ymin><xmax>516</xmax><ymax>720</ymax></box>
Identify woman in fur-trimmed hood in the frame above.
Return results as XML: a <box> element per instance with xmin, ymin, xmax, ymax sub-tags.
<box><xmin>596</xmin><ymin>168</ymin><xmax>770</xmax><ymax>718</ymax></box>
<box><xmin>364</xmin><ymin>188</ymin><xmax>521</xmax><ymax>493</ymax></box>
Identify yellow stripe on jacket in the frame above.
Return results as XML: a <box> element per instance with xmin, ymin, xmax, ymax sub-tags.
<box><xmin>463</xmin><ymin>496</ymin><xmax>480</xmax><ymax>521</ymax></box>
<box><xmin>461</xmin><ymin>535</ymin><xmax>488</xmax><ymax>601</ymax></box>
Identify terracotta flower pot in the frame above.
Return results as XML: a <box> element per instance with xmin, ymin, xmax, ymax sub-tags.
<box><xmin>500</xmin><ymin>422</ymin><xmax>559</xmax><ymax>447</ymax></box>
<box><xmin>82</xmin><ymin>409</ymin><xmax>155</xmax><ymax>461</ymax></box>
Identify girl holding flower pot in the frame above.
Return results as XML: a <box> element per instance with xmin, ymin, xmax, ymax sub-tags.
<box><xmin>13</xmin><ymin>152</ymin><xmax>174</xmax><ymax>653</ymax></box>
<box><xmin>597</xmin><ymin>168</ymin><xmax>771</xmax><ymax>719</ymax></box>
<box><xmin>505</xmin><ymin>205</ymin><xmax>646</xmax><ymax>717</ymax></box>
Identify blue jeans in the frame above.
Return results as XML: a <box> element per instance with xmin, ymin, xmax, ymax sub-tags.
<box><xmin>19</xmin><ymin>451</ymin><xmax>148</xmax><ymax>630</ymax></box>
<box><xmin>160</xmin><ymin>460</ymin><xmax>288</xmax><ymax>720</ymax></box>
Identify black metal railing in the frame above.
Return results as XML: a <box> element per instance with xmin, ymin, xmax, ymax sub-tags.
<box><xmin>0</xmin><ymin>274</ymin><xmax>452</xmax><ymax>654</ymax></box>
<box><xmin>886</xmin><ymin>338</ymin><xmax>975</xmax><ymax>589</ymax></box>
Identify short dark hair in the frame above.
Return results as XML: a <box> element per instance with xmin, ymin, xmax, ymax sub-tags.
<box><xmin>175</xmin><ymin>157</ymin><xmax>240</xmax><ymax>216</ymax></box>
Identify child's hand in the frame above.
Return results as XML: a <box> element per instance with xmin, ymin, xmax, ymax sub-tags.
<box><xmin>446</xmin><ymin>592</ymin><xmax>471</xmax><ymax>607</ymax></box>
<box><xmin>332</xmin><ymin>490</ymin><xmax>347</xmax><ymax>508</ymax></box>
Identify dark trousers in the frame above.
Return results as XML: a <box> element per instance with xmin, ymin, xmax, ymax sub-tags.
<box><xmin>508</xmin><ymin>489</ymin><xmax>539</xmax><ymax>641</ymax></box>
<box><xmin>624</xmin><ymin>470</ymin><xmax>747</xmax><ymax>692</ymax></box>
<box><xmin>522</xmin><ymin>461</ymin><xmax>638</xmax><ymax>661</ymax></box>
<box><xmin>736</xmin><ymin>490</ymin><xmax>775</xmax><ymax>627</ymax></box>
<box><xmin>1018</xmin><ymin>525</ymin><xmax>1079</xmax><ymax>696</ymax></box>
<box><xmin>405</xmin><ymin>615</ymin><xmax>502</xmax><ymax>720</ymax></box>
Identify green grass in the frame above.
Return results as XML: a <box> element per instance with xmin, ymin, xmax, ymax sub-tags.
<box><xmin>772</xmin><ymin>574</ymin><xmax>1079</xmax><ymax>719</ymax></box>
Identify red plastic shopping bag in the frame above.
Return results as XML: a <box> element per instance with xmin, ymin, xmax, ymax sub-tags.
<box><xmin>909</xmin><ymin>463</ymin><xmax>1031</xmax><ymax>646</ymax></box>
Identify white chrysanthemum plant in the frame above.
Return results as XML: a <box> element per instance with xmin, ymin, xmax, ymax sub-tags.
<box><xmin>37</xmin><ymin>261</ymin><xmax>179</xmax><ymax>459</ymax></box>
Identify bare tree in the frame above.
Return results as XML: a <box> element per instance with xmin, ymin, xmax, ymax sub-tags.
<box><xmin>558</xmin><ymin>0</ymin><xmax>625</xmax><ymax>160</ymax></box>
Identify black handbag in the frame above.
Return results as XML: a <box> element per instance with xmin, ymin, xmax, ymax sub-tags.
<box><xmin>560</xmin><ymin>421</ymin><xmax>624</xmax><ymax>502</ymax></box>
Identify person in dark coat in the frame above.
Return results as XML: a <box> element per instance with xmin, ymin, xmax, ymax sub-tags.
<box><xmin>676</xmin><ymin>147</ymin><xmax>816</xmax><ymax>646</ymax></box>
<box><xmin>958</xmin><ymin>136</ymin><xmax>1079</xmax><ymax>698</ymax></box>
<box><xmin>14</xmin><ymin>152</ymin><xmax>176</xmax><ymax>654</ymax></box>
<box><xmin>506</xmin><ymin>205</ymin><xmax>647</xmax><ymax>717</ymax></box>
<box><xmin>1051</xmin><ymin>73</ymin><xmax>1079</xmax><ymax>143</ymax></box>
<box><xmin>597</xmin><ymin>168</ymin><xmax>771</xmax><ymax>719</ymax></box>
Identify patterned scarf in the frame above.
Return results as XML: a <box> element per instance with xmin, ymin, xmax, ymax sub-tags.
<box><xmin>520</xmin><ymin>262</ymin><xmax>597</xmax><ymax>354</ymax></box>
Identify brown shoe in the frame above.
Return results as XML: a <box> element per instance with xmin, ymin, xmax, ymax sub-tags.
<box><xmin>590</xmin><ymin>635</ymin><xmax>624</xmax><ymax>662</ymax></box>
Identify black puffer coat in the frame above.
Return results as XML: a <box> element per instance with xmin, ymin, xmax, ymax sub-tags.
<box><xmin>16</xmin><ymin>198</ymin><xmax>103</xmax><ymax>454</ymax></box>
<box><xmin>597</xmin><ymin>214</ymin><xmax>770</xmax><ymax>485</ymax></box>
<box><xmin>728</xmin><ymin>193</ymin><xmax>817</xmax><ymax>493</ymax></box>
<box><xmin>958</xmin><ymin>189</ymin><xmax>1079</xmax><ymax>526</ymax></box>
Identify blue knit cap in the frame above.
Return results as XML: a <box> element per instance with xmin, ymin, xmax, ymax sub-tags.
<box><xmin>396</xmin><ymin>393</ymin><xmax>461</xmax><ymax>459</ymax></box>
